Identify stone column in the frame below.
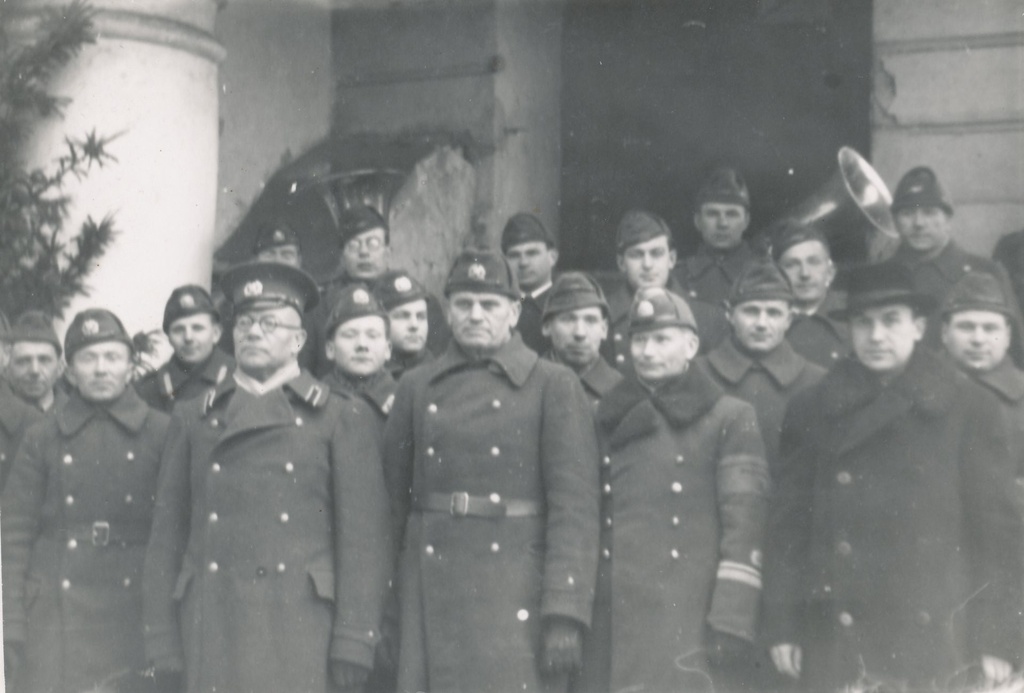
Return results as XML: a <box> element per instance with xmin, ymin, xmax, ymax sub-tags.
<box><xmin>872</xmin><ymin>0</ymin><xmax>1024</xmax><ymax>254</ymax></box>
<box><xmin>7</xmin><ymin>0</ymin><xmax>223</xmax><ymax>334</ymax></box>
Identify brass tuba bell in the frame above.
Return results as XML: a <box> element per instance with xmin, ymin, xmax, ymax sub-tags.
<box><xmin>768</xmin><ymin>147</ymin><xmax>899</xmax><ymax>264</ymax></box>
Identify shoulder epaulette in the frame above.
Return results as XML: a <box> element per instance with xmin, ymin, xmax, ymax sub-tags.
<box><xmin>215</xmin><ymin>364</ymin><xmax>228</xmax><ymax>384</ymax></box>
<box><xmin>303</xmin><ymin>383</ymin><xmax>329</xmax><ymax>408</ymax></box>
<box><xmin>382</xmin><ymin>393</ymin><xmax>395</xmax><ymax>415</ymax></box>
<box><xmin>202</xmin><ymin>388</ymin><xmax>217</xmax><ymax>415</ymax></box>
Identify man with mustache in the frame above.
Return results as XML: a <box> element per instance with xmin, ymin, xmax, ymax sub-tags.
<box><xmin>135</xmin><ymin>285</ymin><xmax>233</xmax><ymax>413</ymax></box>
<box><xmin>144</xmin><ymin>261</ymin><xmax>392</xmax><ymax>693</ymax></box>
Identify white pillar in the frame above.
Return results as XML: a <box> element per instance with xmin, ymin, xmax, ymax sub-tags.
<box><xmin>8</xmin><ymin>0</ymin><xmax>223</xmax><ymax>335</ymax></box>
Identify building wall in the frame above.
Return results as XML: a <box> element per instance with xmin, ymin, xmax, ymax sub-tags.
<box><xmin>872</xmin><ymin>0</ymin><xmax>1024</xmax><ymax>254</ymax></box>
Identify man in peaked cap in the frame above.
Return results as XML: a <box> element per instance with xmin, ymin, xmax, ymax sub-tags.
<box><xmin>0</xmin><ymin>310</ymin><xmax>42</xmax><ymax>491</ymax></box>
<box><xmin>375</xmin><ymin>269</ymin><xmax>434</xmax><ymax>380</ymax></box>
<box><xmin>674</xmin><ymin>167</ymin><xmax>758</xmax><ymax>306</ymax></box>
<box><xmin>6</xmin><ymin>310</ymin><xmax>63</xmax><ymax>412</ymax></box>
<box><xmin>134</xmin><ymin>285</ymin><xmax>234</xmax><ymax>414</ymax></box>
<box><xmin>144</xmin><ymin>261</ymin><xmax>392</xmax><ymax>693</ymax></box>
<box><xmin>941</xmin><ymin>272</ymin><xmax>1024</xmax><ymax>494</ymax></box>
<box><xmin>577</xmin><ymin>285</ymin><xmax>769</xmax><ymax>693</ymax></box>
<box><xmin>3</xmin><ymin>308</ymin><xmax>171</xmax><ymax>692</ymax></box>
<box><xmin>385</xmin><ymin>247</ymin><xmax>599</xmax><ymax>693</ymax></box>
<box><xmin>315</xmin><ymin>206</ymin><xmax>450</xmax><ymax>374</ymax></box>
<box><xmin>602</xmin><ymin>208</ymin><xmax>729</xmax><ymax>371</ymax></box>
<box><xmin>540</xmin><ymin>271</ymin><xmax>621</xmax><ymax>405</ymax></box>
<box><xmin>772</xmin><ymin>220</ymin><xmax>850</xmax><ymax>367</ymax></box>
<box><xmin>322</xmin><ymin>283</ymin><xmax>397</xmax><ymax>426</ymax></box>
<box><xmin>890</xmin><ymin>166</ymin><xmax>1023</xmax><ymax>360</ymax></box>
<box><xmin>764</xmin><ymin>262</ymin><xmax>1021</xmax><ymax>691</ymax></box>
<box><xmin>501</xmin><ymin>212</ymin><xmax>559</xmax><ymax>354</ymax></box>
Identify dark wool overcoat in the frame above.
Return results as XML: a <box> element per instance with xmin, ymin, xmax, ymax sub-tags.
<box><xmin>763</xmin><ymin>349</ymin><xmax>1023</xmax><ymax>691</ymax></box>
<box><xmin>577</xmin><ymin>367</ymin><xmax>770</xmax><ymax>693</ymax></box>
<box><xmin>0</xmin><ymin>379</ymin><xmax>42</xmax><ymax>490</ymax></box>
<box><xmin>700</xmin><ymin>337</ymin><xmax>825</xmax><ymax>473</ymax></box>
<box><xmin>143</xmin><ymin>371</ymin><xmax>392</xmax><ymax>693</ymax></box>
<box><xmin>134</xmin><ymin>348</ymin><xmax>234</xmax><ymax>413</ymax></box>
<box><xmin>384</xmin><ymin>334</ymin><xmax>600</xmax><ymax>693</ymax></box>
<box><xmin>2</xmin><ymin>388</ymin><xmax>169</xmax><ymax>693</ymax></box>
<box><xmin>785</xmin><ymin>291</ymin><xmax>850</xmax><ymax>368</ymax></box>
<box><xmin>673</xmin><ymin>240</ymin><xmax>757</xmax><ymax>306</ymax></box>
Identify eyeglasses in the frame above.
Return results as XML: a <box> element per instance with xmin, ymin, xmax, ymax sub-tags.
<box><xmin>233</xmin><ymin>315</ymin><xmax>303</xmax><ymax>334</ymax></box>
<box><xmin>344</xmin><ymin>235</ymin><xmax>385</xmax><ymax>253</ymax></box>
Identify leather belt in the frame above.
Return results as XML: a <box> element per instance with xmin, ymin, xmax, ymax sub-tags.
<box><xmin>48</xmin><ymin>521</ymin><xmax>151</xmax><ymax>547</ymax></box>
<box><xmin>414</xmin><ymin>492</ymin><xmax>543</xmax><ymax>518</ymax></box>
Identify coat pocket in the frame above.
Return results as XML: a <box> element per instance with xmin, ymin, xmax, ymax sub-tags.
<box><xmin>308</xmin><ymin>568</ymin><xmax>335</xmax><ymax>603</ymax></box>
<box><xmin>171</xmin><ymin>563</ymin><xmax>195</xmax><ymax>602</ymax></box>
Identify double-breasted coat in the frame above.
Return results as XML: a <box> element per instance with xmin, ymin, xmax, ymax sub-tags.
<box><xmin>134</xmin><ymin>349</ymin><xmax>234</xmax><ymax>413</ymax></box>
<box><xmin>699</xmin><ymin>337</ymin><xmax>825</xmax><ymax>472</ymax></box>
<box><xmin>577</xmin><ymin>366</ymin><xmax>770</xmax><ymax>693</ymax></box>
<box><xmin>0</xmin><ymin>379</ymin><xmax>42</xmax><ymax>490</ymax></box>
<box><xmin>143</xmin><ymin>371</ymin><xmax>393</xmax><ymax>693</ymax></box>
<box><xmin>763</xmin><ymin>349</ymin><xmax>1023</xmax><ymax>691</ymax></box>
<box><xmin>384</xmin><ymin>334</ymin><xmax>600</xmax><ymax>693</ymax></box>
<box><xmin>2</xmin><ymin>388</ymin><xmax>170</xmax><ymax>693</ymax></box>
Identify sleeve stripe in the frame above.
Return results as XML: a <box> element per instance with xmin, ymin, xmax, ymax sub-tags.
<box><xmin>717</xmin><ymin>560</ymin><xmax>763</xmax><ymax>589</ymax></box>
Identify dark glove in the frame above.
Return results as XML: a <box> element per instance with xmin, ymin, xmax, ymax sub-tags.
<box><xmin>331</xmin><ymin>661</ymin><xmax>370</xmax><ymax>689</ymax></box>
<box><xmin>4</xmin><ymin>640</ymin><xmax>24</xmax><ymax>687</ymax></box>
<box><xmin>540</xmin><ymin>616</ymin><xmax>583</xmax><ymax>676</ymax></box>
<box><xmin>705</xmin><ymin>628</ymin><xmax>751</xmax><ymax>668</ymax></box>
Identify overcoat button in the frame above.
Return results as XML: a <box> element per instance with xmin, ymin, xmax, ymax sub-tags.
<box><xmin>601</xmin><ymin>548</ymin><xmax>611</xmax><ymax>559</ymax></box>
<box><xmin>211</xmin><ymin>463</ymin><xmax>221</xmax><ymax>473</ymax></box>
<box><xmin>517</xmin><ymin>609</ymin><xmax>529</xmax><ymax>621</ymax></box>
<box><xmin>61</xmin><ymin>579</ymin><xmax>71</xmax><ymax>590</ymax></box>
<box><xmin>838</xmin><ymin>611</ymin><xmax>853</xmax><ymax>626</ymax></box>
<box><xmin>425</xmin><ymin>545</ymin><xmax>435</xmax><ymax>555</ymax></box>
<box><xmin>63</xmin><ymin>454</ymin><xmax>73</xmax><ymax>465</ymax></box>
<box><xmin>426</xmin><ymin>447</ymin><xmax>435</xmax><ymax>457</ymax></box>
<box><xmin>65</xmin><ymin>495</ymin><xmax>74</xmax><ymax>506</ymax></box>
<box><xmin>0</xmin><ymin>453</ymin><xmax>5</xmax><ymax>462</ymax></box>
<box><xmin>490</xmin><ymin>447</ymin><xmax>500</xmax><ymax>456</ymax></box>
<box><xmin>489</xmin><ymin>493</ymin><xmax>501</xmax><ymax>503</ymax></box>
<box><xmin>605</xmin><ymin>517</ymin><xmax>613</xmax><ymax>528</ymax></box>
<box><xmin>209</xmin><ymin>512</ymin><xmax>218</xmax><ymax>523</ymax></box>
<box><xmin>615</xmin><ymin>354</ymin><xmax>625</xmax><ymax>363</ymax></box>
<box><xmin>672</xmin><ymin>516</ymin><xmax>680</xmax><ymax>526</ymax></box>
<box><xmin>210</xmin><ymin>419</ymin><xmax>219</xmax><ymax>428</ymax></box>
<box><xmin>676</xmin><ymin>455</ymin><xmax>684</xmax><ymax>464</ymax></box>
<box><xmin>125</xmin><ymin>494</ymin><xmax>133</xmax><ymax>504</ymax></box>
<box><xmin>285</xmin><ymin>462</ymin><xmax>294</xmax><ymax>473</ymax></box>
<box><xmin>837</xmin><ymin>471</ymin><xmax>852</xmax><ymax>485</ymax></box>
<box><xmin>123</xmin><ymin>578</ymin><xmax>132</xmax><ymax>587</ymax></box>
<box><xmin>671</xmin><ymin>549</ymin><xmax>680</xmax><ymax>559</ymax></box>
<box><xmin>428</xmin><ymin>403</ymin><xmax>438</xmax><ymax>413</ymax></box>
<box><xmin>209</xmin><ymin>562</ymin><xmax>219</xmax><ymax>573</ymax></box>
<box><xmin>491</xmin><ymin>543</ymin><xmax>500</xmax><ymax>553</ymax></box>
<box><xmin>837</xmin><ymin>541</ymin><xmax>852</xmax><ymax>556</ymax></box>
<box><xmin>614</xmin><ymin>333</ymin><xmax>623</xmax><ymax>342</ymax></box>
<box><xmin>277</xmin><ymin>563</ymin><xmax>287</xmax><ymax>573</ymax></box>
<box><xmin>280</xmin><ymin>513</ymin><xmax>289</xmax><ymax>523</ymax></box>
<box><xmin>68</xmin><ymin>539</ymin><xmax>78</xmax><ymax>549</ymax></box>
<box><xmin>671</xmin><ymin>482</ymin><xmax>683</xmax><ymax>493</ymax></box>
<box><xmin>492</xmin><ymin>399</ymin><xmax>501</xmax><ymax>409</ymax></box>
<box><xmin>831</xmin><ymin>351</ymin><xmax>839</xmax><ymax>360</ymax></box>
<box><xmin>295</xmin><ymin>417</ymin><xmax>303</xmax><ymax>427</ymax></box>
<box><xmin>602</xmin><ymin>456</ymin><xmax>611</xmax><ymax>466</ymax></box>
<box><xmin>126</xmin><ymin>451</ymin><xmax>135</xmax><ymax>461</ymax></box>
<box><xmin>602</xmin><ymin>483</ymin><xmax>612</xmax><ymax>495</ymax></box>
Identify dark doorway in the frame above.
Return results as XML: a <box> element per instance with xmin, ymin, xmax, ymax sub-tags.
<box><xmin>559</xmin><ymin>0</ymin><xmax>874</xmax><ymax>270</ymax></box>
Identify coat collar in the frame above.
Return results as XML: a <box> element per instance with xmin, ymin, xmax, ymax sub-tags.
<box><xmin>819</xmin><ymin>348</ymin><xmax>959</xmax><ymax>455</ymax></box>
<box><xmin>597</xmin><ymin>364</ymin><xmax>724</xmax><ymax>450</ymax></box>
<box><xmin>429</xmin><ymin>332</ymin><xmax>537</xmax><ymax>388</ymax></box>
<box><xmin>683</xmin><ymin>242</ymin><xmax>754</xmax><ymax>280</ymax></box>
<box><xmin>973</xmin><ymin>357</ymin><xmax>1024</xmax><ymax>403</ymax></box>
<box><xmin>894</xmin><ymin>240</ymin><xmax>977</xmax><ymax>283</ymax></box>
<box><xmin>0</xmin><ymin>381</ymin><xmax>29</xmax><ymax>436</ymax></box>
<box><xmin>204</xmin><ymin>368</ymin><xmax>329</xmax><ymax>415</ymax></box>
<box><xmin>161</xmin><ymin>349</ymin><xmax>233</xmax><ymax>397</ymax></box>
<box><xmin>542</xmin><ymin>351</ymin><xmax>622</xmax><ymax>400</ymax></box>
<box><xmin>57</xmin><ymin>387</ymin><xmax>150</xmax><ymax>436</ymax></box>
<box><xmin>324</xmin><ymin>369</ymin><xmax>397</xmax><ymax>415</ymax></box>
<box><xmin>706</xmin><ymin>337</ymin><xmax>808</xmax><ymax>388</ymax></box>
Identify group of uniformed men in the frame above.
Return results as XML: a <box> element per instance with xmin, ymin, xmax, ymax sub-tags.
<box><xmin>2</xmin><ymin>163</ymin><xmax>1024</xmax><ymax>693</ymax></box>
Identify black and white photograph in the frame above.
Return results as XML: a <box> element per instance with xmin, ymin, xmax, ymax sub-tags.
<box><xmin>1</xmin><ymin>1</ymin><xmax>1023</xmax><ymax>691</ymax></box>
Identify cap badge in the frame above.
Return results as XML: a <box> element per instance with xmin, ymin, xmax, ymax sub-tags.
<box><xmin>272</xmin><ymin>230</ymin><xmax>286</xmax><ymax>243</ymax></box>
<box><xmin>243</xmin><ymin>280</ymin><xmax>264</xmax><ymax>298</ymax></box>
<box><xmin>180</xmin><ymin>294</ymin><xmax>196</xmax><ymax>309</ymax></box>
<box><xmin>82</xmin><ymin>319</ymin><xmax>100</xmax><ymax>336</ymax></box>
<box><xmin>908</xmin><ymin>184</ymin><xmax>923</xmax><ymax>194</ymax></box>
<box><xmin>353</xmin><ymin>289</ymin><xmax>370</xmax><ymax>305</ymax></box>
<box><xmin>468</xmin><ymin>263</ymin><xmax>487</xmax><ymax>281</ymax></box>
<box><xmin>636</xmin><ymin>300</ymin><xmax>655</xmax><ymax>318</ymax></box>
<box><xmin>395</xmin><ymin>276</ymin><xmax>413</xmax><ymax>293</ymax></box>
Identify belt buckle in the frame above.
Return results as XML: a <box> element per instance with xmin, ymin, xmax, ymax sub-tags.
<box><xmin>91</xmin><ymin>521</ymin><xmax>110</xmax><ymax>547</ymax></box>
<box><xmin>450</xmin><ymin>492</ymin><xmax>470</xmax><ymax>517</ymax></box>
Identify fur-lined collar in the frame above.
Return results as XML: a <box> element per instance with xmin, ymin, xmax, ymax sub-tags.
<box><xmin>597</xmin><ymin>364</ymin><xmax>724</xmax><ymax>450</ymax></box>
